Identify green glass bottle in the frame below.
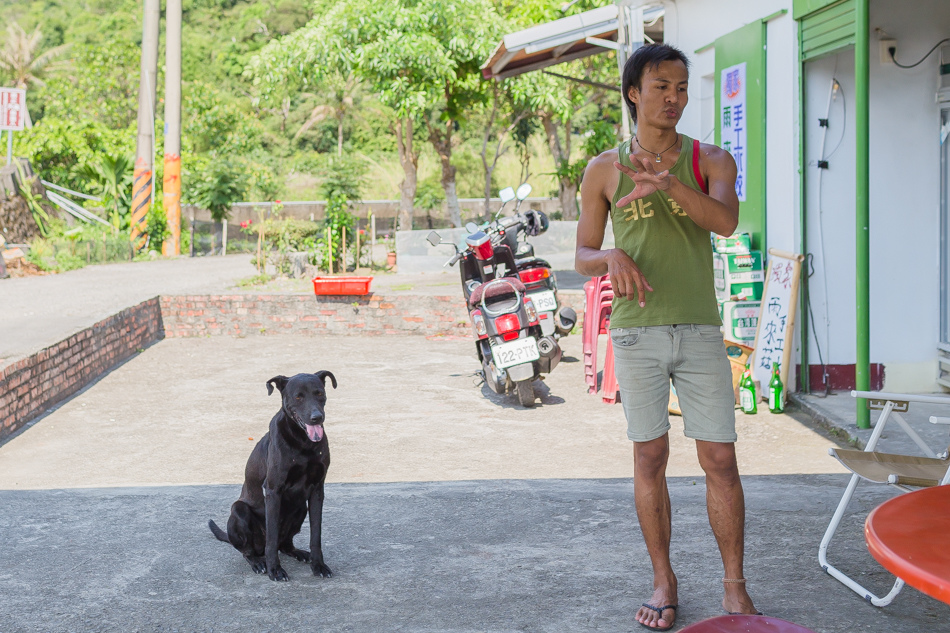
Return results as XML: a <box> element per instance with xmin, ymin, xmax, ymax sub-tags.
<box><xmin>769</xmin><ymin>362</ymin><xmax>784</xmax><ymax>414</ymax></box>
<box><xmin>739</xmin><ymin>362</ymin><xmax>757</xmax><ymax>414</ymax></box>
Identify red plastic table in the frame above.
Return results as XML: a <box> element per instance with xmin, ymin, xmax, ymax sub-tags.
<box><xmin>865</xmin><ymin>485</ymin><xmax>950</xmax><ymax>605</ymax></box>
<box><xmin>678</xmin><ymin>615</ymin><xmax>816</xmax><ymax>632</ymax></box>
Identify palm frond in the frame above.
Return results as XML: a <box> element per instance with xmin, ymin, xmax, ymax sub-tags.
<box><xmin>293</xmin><ymin>104</ymin><xmax>333</xmax><ymax>140</ymax></box>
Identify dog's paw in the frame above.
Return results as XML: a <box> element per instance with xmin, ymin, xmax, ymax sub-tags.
<box><xmin>246</xmin><ymin>556</ymin><xmax>267</xmax><ymax>575</ymax></box>
<box><xmin>311</xmin><ymin>562</ymin><xmax>332</xmax><ymax>578</ymax></box>
<box><xmin>289</xmin><ymin>548</ymin><xmax>311</xmax><ymax>563</ymax></box>
<box><xmin>268</xmin><ymin>565</ymin><xmax>290</xmax><ymax>581</ymax></box>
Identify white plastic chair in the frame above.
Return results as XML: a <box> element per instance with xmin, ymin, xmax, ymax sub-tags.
<box><xmin>818</xmin><ymin>390</ymin><xmax>950</xmax><ymax>606</ymax></box>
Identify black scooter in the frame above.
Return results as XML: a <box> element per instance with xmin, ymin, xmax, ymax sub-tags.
<box><xmin>426</xmin><ymin>184</ymin><xmax>575</xmax><ymax>407</ymax></box>
<box><xmin>491</xmin><ymin>184</ymin><xmax>577</xmax><ymax>340</ymax></box>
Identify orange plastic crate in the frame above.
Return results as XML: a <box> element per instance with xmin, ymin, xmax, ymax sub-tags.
<box><xmin>312</xmin><ymin>276</ymin><xmax>374</xmax><ymax>296</ymax></box>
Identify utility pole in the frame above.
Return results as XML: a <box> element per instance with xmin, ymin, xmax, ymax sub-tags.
<box><xmin>162</xmin><ymin>0</ymin><xmax>182</xmax><ymax>256</ymax></box>
<box><xmin>131</xmin><ymin>0</ymin><xmax>160</xmax><ymax>249</ymax></box>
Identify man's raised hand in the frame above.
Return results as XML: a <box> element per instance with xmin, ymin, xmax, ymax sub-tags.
<box><xmin>613</xmin><ymin>157</ymin><xmax>672</xmax><ymax>208</ymax></box>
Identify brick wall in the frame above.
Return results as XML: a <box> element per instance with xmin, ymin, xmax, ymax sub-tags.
<box><xmin>159</xmin><ymin>292</ymin><xmax>584</xmax><ymax>338</ymax></box>
<box><xmin>0</xmin><ymin>297</ymin><xmax>164</xmax><ymax>440</ymax></box>
<box><xmin>159</xmin><ymin>294</ymin><xmax>472</xmax><ymax>338</ymax></box>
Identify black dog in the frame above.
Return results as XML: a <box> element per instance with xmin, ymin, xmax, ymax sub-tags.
<box><xmin>209</xmin><ymin>371</ymin><xmax>336</xmax><ymax>581</ymax></box>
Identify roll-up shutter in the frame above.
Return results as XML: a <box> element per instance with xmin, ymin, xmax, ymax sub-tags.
<box><xmin>800</xmin><ymin>0</ymin><xmax>855</xmax><ymax>61</ymax></box>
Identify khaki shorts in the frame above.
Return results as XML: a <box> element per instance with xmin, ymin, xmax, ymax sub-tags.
<box><xmin>610</xmin><ymin>324</ymin><xmax>737</xmax><ymax>443</ymax></box>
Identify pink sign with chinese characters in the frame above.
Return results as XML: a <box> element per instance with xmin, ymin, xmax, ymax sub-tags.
<box><xmin>0</xmin><ymin>88</ymin><xmax>26</xmax><ymax>131</ymax></box>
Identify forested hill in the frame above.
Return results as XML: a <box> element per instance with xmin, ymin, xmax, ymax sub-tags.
<box><xmin>0</xmin><ymin>0</ymin><xmax>622</xmax><ymax>226</ymax></box>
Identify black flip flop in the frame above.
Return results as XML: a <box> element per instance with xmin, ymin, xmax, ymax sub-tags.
<box><xmin>638</xmin><ymin>603</ymin><xmax>678</xmax><ymax>631</ymax></box>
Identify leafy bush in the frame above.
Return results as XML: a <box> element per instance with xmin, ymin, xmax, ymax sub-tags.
<box><xmin>146</xmin><ymin>199</ymin><xmax>172</xmax><ymax>251</ymax></box>
<box><xmin>244</xmin><ymin>217</ymin><xmax>325</xmax><ymax>275</ymax></box>
<box><xmin>191</xmin><ymin>159</ymin><xmax>248</xmax><ymax>221</ymax></box>
<box><xmin>26</xmin><ymin>223</ymin><xmax>134</xmax><ymax>272</ymax></box>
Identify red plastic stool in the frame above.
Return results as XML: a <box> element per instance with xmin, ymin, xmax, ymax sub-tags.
<box><xmin>584</xmin><ymin>295</ymin><xmax>613</xmax><ymax>393</ymax></box>
<box><xmin>601</xmin><ymin>336</ymin><xmax>619</xmax><ymax>404</ymax></box>
<box><xmin>678</xmin><ymin>615</ymin><xmax>818</xmax><ymax>633</ymax></box>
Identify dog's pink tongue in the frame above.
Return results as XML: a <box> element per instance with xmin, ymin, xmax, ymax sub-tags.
<box><xmin>306</xmin><ymin>424</ymin><xmax>324</xmax><ymax>442</ymax></box>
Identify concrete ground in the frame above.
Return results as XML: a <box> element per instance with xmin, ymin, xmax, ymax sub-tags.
<box><xmin>2</xmin><ymin>332</ymin><xmax>948</xmax><ymax>632</ymax></box>
<box><xmin>2</xmin><ymin>256</ymin><xmax>949</xmax><ymax>631</ymax></box>
<box><xmin>792</xmin><ymin>391</ymin><xmax>950</xmax><ymax>455</ymax></box>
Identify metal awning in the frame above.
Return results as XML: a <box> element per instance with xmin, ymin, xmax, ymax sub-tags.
<box><xmin>481</xmin><ymin>5</ymin><xmax>620</xmax><ymax>80</ymax></box>
<box><xmin>481</xmin><ymin>4</ymin><xmax>664</xmax><ymax>81</ymax></box>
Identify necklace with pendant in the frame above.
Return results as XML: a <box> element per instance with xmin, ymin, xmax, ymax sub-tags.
<box><xmin>635</xmin><ymin>135</ymin><xmax>679</xmax><ymax>163</ymax></box>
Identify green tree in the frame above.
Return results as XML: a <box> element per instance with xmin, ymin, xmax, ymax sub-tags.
<box><xmin>13</xmin><ymin>118</ymin><xmax>130</xmax><ymax>194</ymax></box>
<box><xmin>499</xmin><ymin>0</ymin><xmax>622</xmax><ymax>219</ymax></box>
<box><xmin>361</xmin><ymin>0</ymin><xmax>502</xmax><ymax>228</ymax></box>
<box><xmin>73</xmin><ymin>153</ymin><xmax>134</xmax><ymax>230</ymax></box>
<box><xmin>249</xmin><ymin>0</ymin><xmax>504</xmax><ymax>229</ymax></box>
<box><xmin>184</xmin><ymin>81</ymin><xmax>263</xmax><ymax>156</ymax></box>
<box><xmin>477</xmin><ymin>81</ymin><xmax>531</xmax><ymax>217</ymax></box>
<box><xmin>191</xmin><ymin>159</ymin><xmax>248</xmax><ymax>254</ymax></box>
<box><xmin>0</xmin><ymin>22</ymin><xmax>70</xmax><ymax>125</ymax></box>
<box><xmin>39</xmin><ymin>40</ymin><xmax>140</xmax><ymax>129</ymax></box>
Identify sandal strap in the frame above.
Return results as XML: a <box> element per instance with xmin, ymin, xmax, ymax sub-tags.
<box><xmin>722</xmin><ymin>578</ymin><xmax>747</xmax><ymax>583</ymax></box>
<box><xmin>641</xmin><ymin>603</ymin><xmax>678</xmax><ymax>613</ymax></box>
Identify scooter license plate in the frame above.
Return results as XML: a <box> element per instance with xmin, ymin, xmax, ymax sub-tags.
<box><xmin>493</xmin><ymin>337</ymin><xmax>540</xmax><ymax>369</ymax></box>
<box><xmin>531</xmin><ymin>290</ymin><xmax>557</xmax><ymax>312</ymax></box>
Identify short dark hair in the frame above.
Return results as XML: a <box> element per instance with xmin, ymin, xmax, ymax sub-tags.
<box><xmin>621</xmin><ymin>44</ymin><xmax>691</xmax><ymax>124</ymax></box>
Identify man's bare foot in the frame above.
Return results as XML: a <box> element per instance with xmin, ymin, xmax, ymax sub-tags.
<box><xmin>636</xmin><ymin>584</ymin><xmax>678</xmax><ymax>630</ymax></box>
<box><xmin>722</xmin><ymin>579</ymin><xmax>760</xmax><ymax>615</ymax></box>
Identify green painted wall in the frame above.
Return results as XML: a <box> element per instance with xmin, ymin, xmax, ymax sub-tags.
<box><xmin>714</xmin><ymin>21</ymin><xmax>767</xmax><ymax>251</ymax></box>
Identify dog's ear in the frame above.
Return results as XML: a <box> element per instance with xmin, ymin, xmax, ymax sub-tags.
<box><xmin>266</xmin><ymin>375</ymin><xmax>289</xmax><ymax>395</ymax></box>
<box><xmin>314</xmin><ymin>370</ymin><xmax>337</xmax><ymax>389</ymax></box>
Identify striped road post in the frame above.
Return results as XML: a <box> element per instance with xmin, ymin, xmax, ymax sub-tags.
<box><xmin>130</xmin><ymin>157</ymin><xmax>152</xmax><ymax>249</ymax></box>
<box><xmin>162</xmin><ymin>154</ymin><xmax>181</xmax><ymax>255</ymax></box>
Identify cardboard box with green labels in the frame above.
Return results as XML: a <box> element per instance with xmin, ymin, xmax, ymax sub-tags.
<box><xmin>718</xmin><ymin>300</ymin><xmax>761</xmax><ymax>344</ymax></box>
<box><xmin>713</xmin><ymin>251</ymin><xmax>764</xmax><ymax>302</ymax></box>
<box><xmin>714</xmin><ymin>232</ymin><xmax>752</xmax><ymax>254</ymax></box>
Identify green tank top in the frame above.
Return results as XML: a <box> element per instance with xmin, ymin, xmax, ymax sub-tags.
<box><xmin>609</xmin><ymin>135</ymin><xmax>721</xmax><ymax>328</ymax></box>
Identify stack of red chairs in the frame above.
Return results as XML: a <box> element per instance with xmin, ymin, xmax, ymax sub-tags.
<box><xmin>582</xmin><ymin>275</ymin><xmax>620</xmax><ymax>403</ymax></box>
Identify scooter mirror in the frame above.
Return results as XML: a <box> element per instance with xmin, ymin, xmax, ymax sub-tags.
<box><xmin>516</xmin><ymin>183</ymin><xmax>533</xmax><ymax>200</ymax></box>
<box><xmin>465</xmin><ymin>222</ymin><xmax>479</xmax><ymax>234</ymax></box>
<box><xmin>499</xmin><ymin>187</ymin><xmax>515</xmax><ymax>204</ymax></box>
<box><xmin>426</xmin><ymin>231</ymin><xmax>441</xmax><ymax>247</ymax></box>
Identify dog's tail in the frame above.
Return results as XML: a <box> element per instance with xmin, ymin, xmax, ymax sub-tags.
<box><xmin>208</xmin><ymin>520</ymin><xmax>230</xmax><ymax>543</ymax></box>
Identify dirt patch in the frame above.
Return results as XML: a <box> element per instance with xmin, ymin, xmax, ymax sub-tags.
<box><xmin>4</xmin><ymin>258</ymin><xmax>51</xmax><ymax>278</ymax></box>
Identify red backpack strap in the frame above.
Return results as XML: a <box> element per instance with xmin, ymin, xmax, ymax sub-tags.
<box><xmin>692</xmin><ymin>138</ymin><xmax>708</xmax><ymax>194</ymax></box>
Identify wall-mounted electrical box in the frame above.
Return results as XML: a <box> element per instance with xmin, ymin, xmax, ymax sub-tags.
<box><xmin>879</xmin><ymin>39</ymin><xmax>896</xmax><ymax>66</ymax></box>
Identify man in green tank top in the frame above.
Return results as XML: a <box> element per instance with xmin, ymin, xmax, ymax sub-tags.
<box><xmin>576</xmin><ymin>44</ymin><xmax>759</xmax><ymax>629</ymax></box>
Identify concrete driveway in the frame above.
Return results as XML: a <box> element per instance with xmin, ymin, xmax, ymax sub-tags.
<box><xmin>1</xmin><ymin>333</ymin><xmax>947</xmax><ymax>632</ymax></box>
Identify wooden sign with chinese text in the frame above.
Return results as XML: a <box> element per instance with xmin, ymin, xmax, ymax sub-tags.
<box><xmin>750</xmin><ymin>249</ymin><xmax>804</xmax><ymax>397</ymax></box>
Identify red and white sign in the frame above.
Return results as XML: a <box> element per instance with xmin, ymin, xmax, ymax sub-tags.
<box><xmin>0</xmin><ymin>88</ymin><xmax>26</xmax><ymax>131</ymax></box>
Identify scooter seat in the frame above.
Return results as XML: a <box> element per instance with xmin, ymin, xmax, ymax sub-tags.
<box><xmin>468</xmin><ymin>277</ymin><xmax>527</xmax><ymax>307</ymax></box>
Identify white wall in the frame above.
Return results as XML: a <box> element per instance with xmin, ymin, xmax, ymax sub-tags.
<box><xmin>869</xmin><ymin>0</ymin><xmax>948</xmax><ymax>390</ymax></box>
<box><xmin>803</xmin><ymin>51</ymin><xmax>857</xmax><ymax>370</ymax></box>
<box><xmin>802</xmin><ymin>0</ymin><xmax>950</xmax><ymax>391</ymax></box>
<box><xmin>655</xmin><ymin>0</ymin><xmax>791</xmax><ymax>140</ymax></box>
<box><xmin>651</xmin><ymin>0</ymin><xmax>949</xmax><ymax>391</ymax></box>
